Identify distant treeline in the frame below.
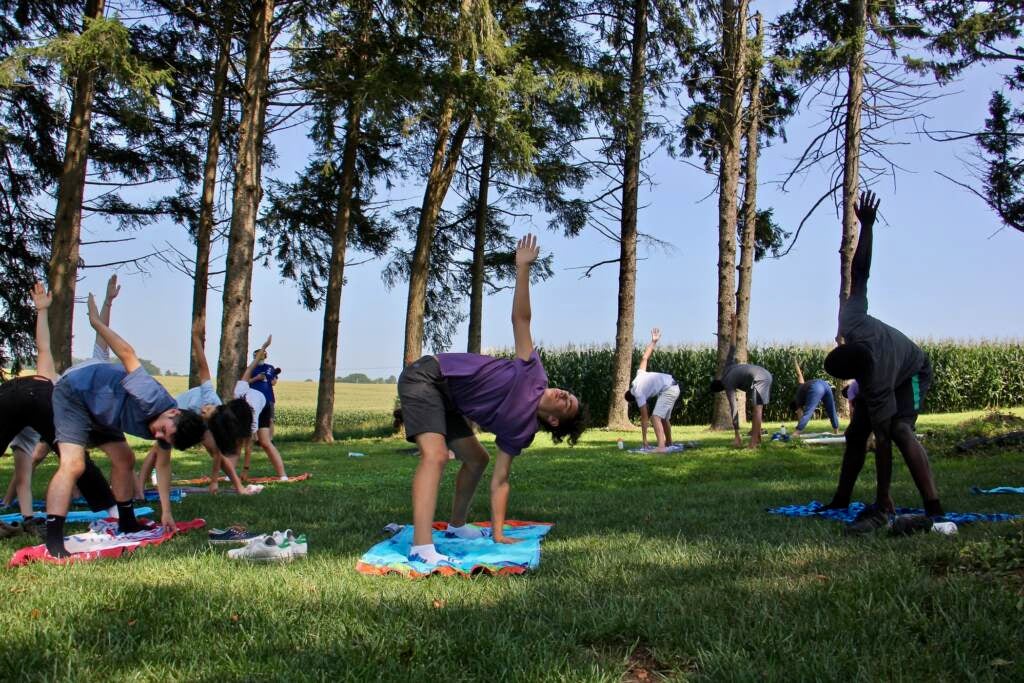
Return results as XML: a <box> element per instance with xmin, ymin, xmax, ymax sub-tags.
<box><xmin>336</xmin><ymin>373</ymin><xmax>397</xmax><ymax>385</ymax></box>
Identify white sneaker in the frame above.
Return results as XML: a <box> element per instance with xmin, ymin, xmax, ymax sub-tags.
<box><xmin>227</xmin><ymin>535</ymin><xmax>292</xmax><ymax>562</ymax></box>
<box><xmin>287</xmin><ymin>532</ymin><xmax>307</xmax><ymax>558</ymax></box>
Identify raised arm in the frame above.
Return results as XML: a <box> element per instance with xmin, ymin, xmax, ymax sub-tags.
<box><xmin>850</xmin><ymin>190</ymin><xmax>879</xmax><ymax>299</ymax></box>
<box><xmin>192</xmin><ymin>330</ymin><xmax>212</xmax><ymax>383</ymax></box>
<box><xmin>241</xmin><ymin>349</ymin><xmax>266</xmax><ymax>382</ymax></box>
<box><xmin>86</xmin><ymin>293</ymin><xmax>140</xmax><ymax>372</ymax></box>
<box><xmin>794</xmin><ymin>358</ymin><xmax>805</xmax><ymax>385</ymax></box>
<box><xmin>31</xmin><ymin>282</ymin><xmax>57</xmax><ymax>381</ymax></box>
<box><xmin>511</xmin><ymin>234</ymin><xmax>538</xmax><ymax>362</ymax></box>
<box><xmin>638</xmin><ymin>328</ymin><xmax>660</xmax><ymax>373</ymax></box>
<box><xmin>93</xmin><ymin>274</ymin><xmax>120</xmax><ymax>357</ymax></box>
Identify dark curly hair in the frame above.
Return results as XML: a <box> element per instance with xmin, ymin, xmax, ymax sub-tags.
<box><xmin>537</xmin><ymin>401</ymin><xmax>590</xmax><ymax>447</ymax></box>
<box><xmin>208</xmin><ymin>399</ymin><xmax>253</xmax><ymax>455</ymax></box>
<box><xmin>170</xmin><ymin>410</ymin><xmax>206</xmax><ymax>450</ymax></box>
<box><xmin>708</xmin><ymin>378</ymin><xmax>725</xmax><ymax>393</ymax></box>
<box><xmin>623</xmin><ymin>390</ymin><xmax>636</xmax><ymax>406</ymax></box>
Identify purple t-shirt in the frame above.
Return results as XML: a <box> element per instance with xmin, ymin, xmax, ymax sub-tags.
<box><xmin>436</xmin><ymin>351</ymin><xmax>548</xmax><ymax>456</ymax></box>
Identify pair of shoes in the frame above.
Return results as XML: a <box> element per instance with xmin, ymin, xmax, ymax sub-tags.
<box><xmin>227</xmin><ymin>529</ymin><xmax>307</xmax><ymax>561</ymax></box>
<box><xmin>843</xmin><ymin>505</ymin><xmax>889</xmax><ymax>536</ymax></box>
<box><xmin>22</xmin><ymin>518</ymin><xmax>45</xmax><ymax>540</ymax></box>
<box><xmin>0</xmin><ymin>520</ymin><xmax>22</xmax><ymax>539</ymax></box>
<box><xmin>889</xmin><ymin>514</ymin><xmax>933</xmax><ymax>536</ymax></box>
<box><xmin>208</xmin><ymin>526</ymin><xmax>261</xmax><ymax>544</ymax></box>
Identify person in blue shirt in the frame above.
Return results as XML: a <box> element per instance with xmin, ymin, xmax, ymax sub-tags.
<box><xmin>789</xmin><ymin>359</ymin><xmax>840</xmax><ymax>437</ymax></box>
<box><xmin>44</xmin><ymin>292</ymin><xmax>206</xmax><ymax>558</ymax></box>
<box><xmin>241</xmin><ymin>338</ymin><xmax>287</xmax><ymax>480</ymax></box>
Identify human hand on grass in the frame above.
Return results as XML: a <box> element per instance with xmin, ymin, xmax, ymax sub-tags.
<box><xmin>161</xmin><ymin>511</ymin><xmax>178</xmax><ymax>533</ymax></box>
<box><xmin>209</xmin><ymin>480</ymin><xmax>219</xmax><ymax>495</ymax></box>
<box><xmin>515</xmin><ymin>233</ymin><xmax>539</xmax><ymax>269</ymax></box>
<box><xmin>30</xmin><ymin>281</ymin><xmax>51</xmax><ymax>310</ymax></box>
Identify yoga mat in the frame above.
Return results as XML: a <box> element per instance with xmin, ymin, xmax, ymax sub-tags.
<box><xmin>356</xmin><ymin>521</ymin><xmax>553</xmax><ymax>579</ymax></box>
<box><xmin>1</xmin><ymin>507</ymin><xmax>154</xmax><ymax>525</ymax></box>
<box><xmin>171</xmin><ymin>472</ymin><xmax>312</xmax><ymax>486</ymax></box>
<box><xmin>767</xmin><ymin>500</ymin><xmax>1021</xmax><ymax>525</ymax></box>
<box><xmin>971</xmin><ymin>486</ymin><xmax>1024</xmax><ymax>496</ymax></box>
<box><xmin>150</xmin><ymin>485</ymin><xmax>264</xmax><ymax>496</ymax></box>
<box><xmin>8</xmin><ymin>518</ymin><xmax>205</xmax><ymax>567</ymax></box>
<box><xmin>801</xmin><ymin>435</ymin><xmax>846</xmax><ymax>445</ymax></box>
<box><xmin>627</xmin><ymin>443</ymin><xmax>688</xmax><ymax>454</ymax></box>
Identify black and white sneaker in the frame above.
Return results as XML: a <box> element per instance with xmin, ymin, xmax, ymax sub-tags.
<box><xmin>843</xmin><ymin>506</ymin><xmax>889</xmax><ymax>536</ymax></box>
<box><xmin>888</xmin><ymin>514</ymin><xmax>934</xmax><ymax>536</ymax></box>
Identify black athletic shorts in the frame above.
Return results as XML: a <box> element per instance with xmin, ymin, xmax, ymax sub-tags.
<box><xmin>257</xmin><ymin>402</ymin><xmax>275</xmax><ymax>430</ymax></box>
<box><xmin>894</xmin><ymin>356</ymin><xmax>932</xmax><ymax>427</ymax></box>
<box><xmin>397</xmin><ymin>356</ymin><xmax>473</xmax><ymax>444</ymax></box>
<box><xmin>0</xmin><ymin>376</ymin><xmax>57</xmax><ymax>454</ymax></box>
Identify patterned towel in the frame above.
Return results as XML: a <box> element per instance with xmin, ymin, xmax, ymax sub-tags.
<box><xmin>8</xmin><ymin>518</ymin><xmax>205</xmax><ymax>567</ymax></box>
<box><xmin>356</xmin><ymin>521</ymin><xmax>554</xmax><ymax>579</ymax></box>
<box><xmin>767</xmin><ymin>500</ymin><xmax>1021</xmax><ymax>525</ymax></box>
<box><xmin>1</xmin><ymin>507</ymin><xmax>154</xmax><ymax>525</ymax></box>
<box><xmin>171</xmin><ymin>472</ymin><xmax>312</xmax><ymax>486</ymax></box>
<box><xmin>971</xmin><ymin>486</ymin><xmax>1024</xmax><ymax>496</ymax></box>
<box><xmin>627</xmin><ymin>443</ymin><xmax>689</xmax><ymax>454</ymax></box>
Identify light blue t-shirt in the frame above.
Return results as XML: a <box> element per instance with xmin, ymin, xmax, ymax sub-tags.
<box><xmin>61</xmin><ymin>363</ymin><xmax>176</xmax><ymax>439</ymax></box>
<box><xmin>175</xmin><ymin>380</ymin><xmax>222</xmax><ymax>412</ymax></box>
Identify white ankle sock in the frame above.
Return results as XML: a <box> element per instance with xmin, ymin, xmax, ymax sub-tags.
<box><xmin>446</xmin><ymin>523</ymin><xmax>485</xmax><ymax>540</ymax></box>
<box><xmin>409</xmin><ymin>543</ymin><xmax>450</xmax><ymax>564</ymax></box>
<box><xmin>107</xmin><ymin>505</ymin><xmax>119</xmax><ymax>518</ymax></box>
<box><xmin>279</xmin><ymin>475</ymin><xmax>289</xmax><ymax>481</ymax></box>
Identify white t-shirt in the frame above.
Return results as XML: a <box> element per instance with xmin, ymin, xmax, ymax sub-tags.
<box><xmin>629</xmin><ymin>371</ymin><xmax>675</xmax><ymax>406</ymax></box>
<box><xmin>175</xmin><ymin>380</ymin><xmax>221</xmax><ymax>412</ymax></box>
<box><xmin>233</xmin><ymin>381</ymin><xmax>265</xmax><ymax>435</ymax></box>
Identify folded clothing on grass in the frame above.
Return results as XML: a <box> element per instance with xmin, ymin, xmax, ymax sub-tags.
<box><xmin>356</xmin><ymin>521</ymin><xmax>553</xmax><ymax>579</ymax></box>
<box><xmin>1</xmin><ymin>507</ymin><xmax>154</xmax><ymax>525</ymax></box>
<box><xmin>767</xmin><ymin>500</ymin><xmax>1021</xmax><ymax>525</ymax></box>
<box><xmin>8</xmin><ymin>517</ymin><xmax>205</xmax><ymax>567</ymax></box>
<box><xmin>971</xmin><ymin>486</ymin><xmax>1024</xmax><ymax>496</ymax></box>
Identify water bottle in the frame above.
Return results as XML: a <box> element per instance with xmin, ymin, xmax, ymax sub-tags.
<box><xmin>931</xmin><ymin>521</ymin><xmax>958</xmax><ymax>536</ymax></box>
<box><xmin>780</xmin><ymin>425</ymin><xmax>787</xmax><ymax>437</ymax></box>
<box><xmin>616</xmin><ymin>438</ymin><xmax>624</xmax><ymax>450</ymax></box>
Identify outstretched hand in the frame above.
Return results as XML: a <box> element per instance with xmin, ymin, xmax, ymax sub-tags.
<box><xmin>854</xmin><ymin>190</ymin><xmax>880</xmax><ymax>227</ymax></box>
<box><xmin>86</xmin><ymin>293</ymin><xmax>101</xmax><ymax>327</ymax></box>
<box><xmin>260</xmin><ymin>334</ymin><xmax>272</xmax><ymax>350</ymax></box>
<box><xmin>515</xmin><ymin>233</ymin><xmax>539</xmax><ymax>268</ymax></box>
<box><xmin>105</xmin><ymin>274</ymin><xmax>120</xmax><ymax>302</ymax></box>
<box><xmin>651</xmin><ymin>328</ymin><xmax>661</xmax><ymax>344</ymax></box>
<box><xmin>30</xmin><ymin>282</ymin><xmax>51</xmax><ymax>311</ymax></box>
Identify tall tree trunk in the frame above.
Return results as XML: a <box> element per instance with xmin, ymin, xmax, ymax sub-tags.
<box><xmin>607</xmin><ymin>0</ymin><xmax>648</xmax><ymax>430</ymax></box>
<box><xmin>401</xmin><ymin>101</ymin><xmax>471</xmax><ymax>366</ymax></box>
<box><xmin>48</xmin><ymin>0</ymin><xmax>105</xmax><ymax>373</ymax></box>
<box><xmin>466</xmin><ymin>133</ymin><xmax>493</xmax><ymax>354</ymax></box>
<box><xmin>189</xmin><ymin>31</ymin><xmax>230</xmax><ymax>388</ymax></box>
<box><xmin>734</xmin><ymin>11</ymin><xmax>762</xmax><ymax>424</ymax></box>
<box><xmin>216</xmin><ymin>0</ymin><xmax>274</xmax><ymax>397</ymax></box>
<box><xmin>711</xmin><ymin>0</ymin><xmax>749</xmax><ymax>430</ymax></box>
<box><xmin>838</xmin><ymin>0</ymin><xmax>866</xmax><ymax>332</ymax></box>
<box><xmin>312</xmin><ymin>102</ymin><xmax>363</xmax><ymax>443</ymax></box>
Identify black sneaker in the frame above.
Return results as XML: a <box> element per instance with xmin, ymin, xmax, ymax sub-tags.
<box><xmin>888</xmin><ymin>514</ymin><xmax>934</xmax><ymax>536</ymax></box>
<box><xmin>843</xmin><ymin>506</ymin><xmax>889</xmax><ymax>536</ymax></box>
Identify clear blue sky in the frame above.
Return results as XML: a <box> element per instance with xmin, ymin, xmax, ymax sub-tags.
<box><xmin>68</xmin><ymin>22</ymin><xmax>1023</xmax><ymax>380</ymax></box>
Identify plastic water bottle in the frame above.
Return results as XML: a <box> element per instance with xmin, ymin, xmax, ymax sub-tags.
<box><xmin>931</xmin><ymin>521</ymin><xmax>958</xmax><ymax>536</ymax></box>
<box><xmin>780</xmin><ymin>425</ymin><xmax>787</xmax><ymax>437</ymax></box>
<box><xmin>616</xmin><ymin>438</ymin><xmax>624</xmax><ymax>450</ymax></box>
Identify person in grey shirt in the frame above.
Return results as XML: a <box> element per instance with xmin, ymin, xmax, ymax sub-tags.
<box><xmin>709</xmin><ymin>314</ymin><xmax>773</xmax><ymax>449</ymax></box>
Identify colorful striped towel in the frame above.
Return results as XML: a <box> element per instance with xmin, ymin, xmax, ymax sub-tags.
<box><xmin>356</xmin><ymin>521</ymin><xmax>553</xmax><ymax>579</ymax></box>
<box><xmin>971</xmin><ymin>486</ymin><xmax>1024</xmax><ymax>495</ymax></box>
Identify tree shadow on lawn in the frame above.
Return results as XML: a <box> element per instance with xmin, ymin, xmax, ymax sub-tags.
<box><xmin>3</xmin><ymin>539</ymin><xmax>1023</xmax><ymax>681</ymax></box>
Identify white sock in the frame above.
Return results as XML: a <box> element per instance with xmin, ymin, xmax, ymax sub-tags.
<box><xmin>107</xmin><ymin>505</ymin><xmax>119</xmax><ymax>519</ymax></box>
<box><xmin>279</xmin><ymin>475</ymin><xmax>289</xmax><ymax>481</ymax></box>
<box><xmin>446</xmin><ymin>523</ymin><xmax>485</xmax><ymax>540</ymax></box>
<box><xmin>409</xmin><ymin>543</ymin><xmax>450</xmax><ymax>564</ymax></box>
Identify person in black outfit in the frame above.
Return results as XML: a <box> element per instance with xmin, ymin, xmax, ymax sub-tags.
<box><xmin>821</xmin><ymin>190</ymin><xmax>945</xmax><ymax>534</ymax></box>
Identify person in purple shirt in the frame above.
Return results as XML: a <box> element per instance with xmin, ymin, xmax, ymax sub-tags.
<box><xmin>398</xmin><ymin>234</ymin><xmax>588</xmax><ymax>566</ymax></box>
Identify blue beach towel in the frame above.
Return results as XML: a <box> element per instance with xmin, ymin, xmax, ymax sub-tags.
<box><xmin>971</xmin><ymin>486</ymin><xmax>1024</xmax><ymax>496</ymax></box>
<box><xmin>767</xmin><ymin>500</ymin><xmax>1020</xmax><ymax>525</ymax></box>
<box><xmin>628</xmin><ymin>443</ymin><xmax>689</xmax><ymax>454</ymax></box>
<box><xmin>1</xmin><ymin>507</ymin><xmax>154</xmax><ymax>525</ymax></box>
<box><xmin>356</xmin><ymin>521</ymin><xmax>553</xmax><ymax>578</ymax></box>
<box><xmin>12</xmin><ymin>490</ymin><xmax>186</xmax><ymax>510</ymax></box>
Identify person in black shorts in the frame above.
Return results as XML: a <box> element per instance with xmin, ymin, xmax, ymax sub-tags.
<box><xmin>821</xmin><ymin>191</ymin><xmax>945</xmax><ymax>534</ymax></box>
<box><xmin>0</xmin><ymin>281</ymin><xmax>119</xmax><ymax>538</ymax></box>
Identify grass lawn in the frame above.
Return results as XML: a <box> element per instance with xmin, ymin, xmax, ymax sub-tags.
<box><xmin>1</xmin><ymin>407</ymin><xmax>1023</xmax><ymax>680</ymax></box>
